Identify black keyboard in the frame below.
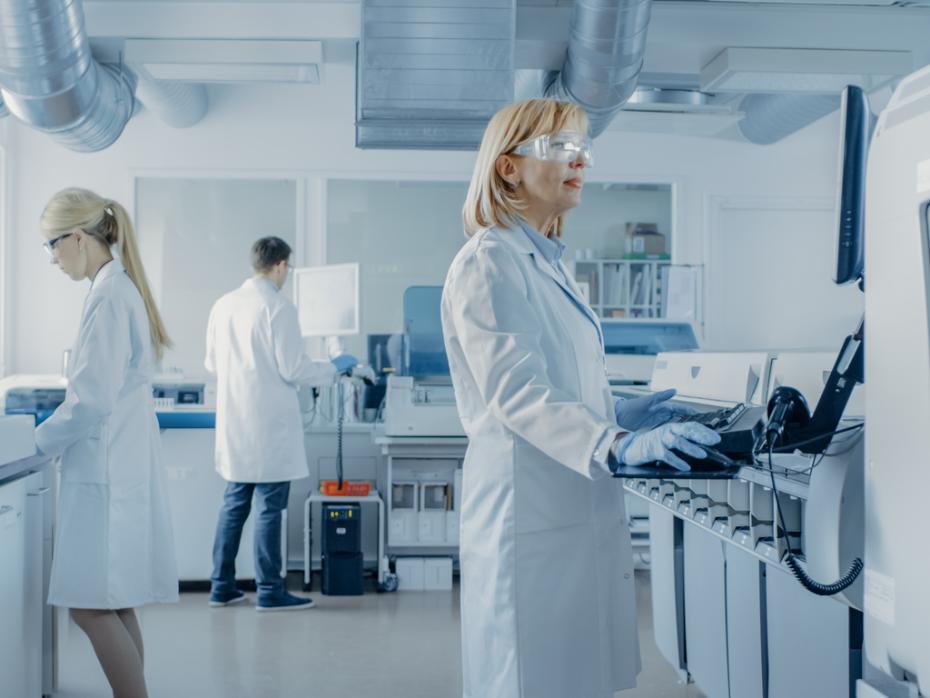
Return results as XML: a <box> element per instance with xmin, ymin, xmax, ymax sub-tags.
<box><xmin>670</xmin><ymin>402</ymin><xmax>766</xmax><ymax>468</ymax></box>
<box><xmin>671</xmin><ymin>403</ymin><xmax>748</xmax><ymax>431</ymax></box>
<box><xmin>611</xmin><ymin>402</ymin><xmax>767</xmax><ymax>477</ymax></box>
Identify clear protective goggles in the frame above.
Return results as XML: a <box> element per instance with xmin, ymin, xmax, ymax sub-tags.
<box><xmin>511</xmin><ymin>130</ymin><xmax>594</xmax><ymax>167</ymax></box>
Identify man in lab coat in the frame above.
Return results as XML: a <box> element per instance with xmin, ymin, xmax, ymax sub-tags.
<box><xmin>205</xmin><ymin>236</ymin><xmax>357</xmax><ymax>611</ymax></box>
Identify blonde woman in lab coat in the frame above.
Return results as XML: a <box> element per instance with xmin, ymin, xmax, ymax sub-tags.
<box><xmin>441</xmin><ymin>99</ymin><xmax>720</xmax><ymax>698</ymax></box>
<box><xmin>37</xmin><ymin>188</ymin><xmax>178</xmax><ymax>698</ymax></box>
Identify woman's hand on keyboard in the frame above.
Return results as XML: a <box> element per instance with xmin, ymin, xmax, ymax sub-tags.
<box><xmin>614</xmin><ymin>389</ymin><xmax>697</xmax><ymax>431</ymax></box>
<box><xmin>614</xmin><ymin>422</ymin><xmax>722</xmax><ymax>472</ymax></box>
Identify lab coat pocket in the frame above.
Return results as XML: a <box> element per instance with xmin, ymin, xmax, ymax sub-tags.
<box><xmin>60</xmin><ymin>423</ymin><xmax>109</xmax><ymax>484</ymax></box>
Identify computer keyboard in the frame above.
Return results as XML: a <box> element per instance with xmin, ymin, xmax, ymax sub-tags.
<box><xmin>670</xmin><ymin>402</ymin><xmax>766</xmax><ymax>468</ymax></box>
<box><xmin>671</xmin><ymin>403</ymin><xmax>748</xmax><ymax>431</ymax></box>
<box><xmin>611</xmin><ymin>402</ymin><xmax>767</xmax><ymax>477</ymax></box>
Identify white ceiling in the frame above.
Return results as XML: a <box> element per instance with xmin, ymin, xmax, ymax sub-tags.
<box><xmin>79</xmin><ymin>0</ymin><xmax>930</xmax><ymax>137</ymax></box>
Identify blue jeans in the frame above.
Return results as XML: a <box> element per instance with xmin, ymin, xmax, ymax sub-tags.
<box><xmin>211</xmin><ymin>481</ymin><xmax>290</xmax><ymax>601</ymax></box>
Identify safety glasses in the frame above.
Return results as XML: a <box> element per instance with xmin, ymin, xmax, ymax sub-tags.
<box><xmin>42</xmin><ymin>232</ymin><xmax>74</xmax><ymax>257</ymax></box>
<box><xmin>511</xmin><ymin>130</ymin><xmax>594</xmax><ymax>167</ymax></box>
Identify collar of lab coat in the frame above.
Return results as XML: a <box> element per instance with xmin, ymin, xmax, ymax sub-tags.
<box><xmin>245</xmin><ymin>276</ymin><xmax>280</xmax><ymax>295</ymax></box>
<box><xmin>493</xmin><ymin>224</ymin><xmax>604</xmax><ymax>348</ymax></box>
<box><xmin>90</xmin><ymin>256</ymin><xmax>124</xmax><ymax>290</ymax></box>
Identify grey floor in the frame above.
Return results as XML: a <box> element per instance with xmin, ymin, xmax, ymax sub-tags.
<box><xmin>56</xmin><ymin>571</ymin><xmax>707</xmax><ymax>698</ymax></box>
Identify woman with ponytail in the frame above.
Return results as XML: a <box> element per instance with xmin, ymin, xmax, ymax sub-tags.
<box><xmin>37</xmin><ymin>188</ymin><xmax>178</xmax><ymax>698</ymax></box>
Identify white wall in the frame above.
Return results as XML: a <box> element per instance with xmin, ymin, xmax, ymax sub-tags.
<box><xmin>0</xmin><ymin>119</ymin><xmax>9</xmax><ymax>377</ymax></box>
<box><xmin>3</xmin><ymin>62</ymin><xmax>861</xmax><ymax>375</ymax></box>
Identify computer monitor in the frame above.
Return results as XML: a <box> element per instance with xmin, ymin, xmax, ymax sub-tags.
<box><xmin>833</xmin><ymin>85</ymin><xmax>871</xmax><ymax>286</ymax></box>
<box><xmin>293</xmin><ymin>263</ymin><xmax>360</xmax><ymax>336</ymax></box>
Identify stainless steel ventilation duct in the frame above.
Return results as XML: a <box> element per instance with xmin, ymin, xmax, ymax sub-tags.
<box><xmin>356</xmin><ymin>0</ymin><xmax>515</xmax><ymax>149</ymax></box>
<box><xmin>0</xmin><ymin>0</ymin><xmax>134</xmax><ymax>152</ymax></box>
<box><xmin>133</xmin><ymin>69</ymin><xmax>207</xmax><ymax>129</ymax></box>
<box><xmin>545</xmin><ymin>0</ymin><xmax>653</xmax><ymax>138</ymax></box>
<box><xmin>0</xmin><ymin>94</ymin><xmax>8</xmax><ymax>118</ymax></box>
<box><xmin>738</xmin><ymin>93</ymin><xmax>841</xmax><ymax>145</ymax></box>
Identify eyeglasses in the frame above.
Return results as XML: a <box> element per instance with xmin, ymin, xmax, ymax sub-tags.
<box><xmin>42</xmin><ymin>232</ymin><xmax>74</xmax><ymax>257</ymax></box>
<box><xmin>511</xmin><ymin>130</ymin><xmax>594</xmax><ymax>167</ymax></box>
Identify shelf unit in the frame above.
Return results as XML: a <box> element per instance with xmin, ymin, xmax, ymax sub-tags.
<box><xmin>573</xmin><ymin>258</ymin><xmax>672</xmax><ymax>319</ymax></box>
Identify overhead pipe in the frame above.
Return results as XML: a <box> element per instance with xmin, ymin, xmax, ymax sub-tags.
<box><xmin>0</xmin><ymin>0</ymin><xmax>134</xmax><ymax>151</ymax></box>
<box><xmin>738</xmin><ymin>93</ymin><xmax>841</xmax><ymax>145</ymax></box>
<box><xmin>545</xmin><ymin>0</ymin><xmax>653</xmax><ymax>137</ymax></box>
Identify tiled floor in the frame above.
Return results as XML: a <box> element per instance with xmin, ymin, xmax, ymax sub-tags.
<box><xmin>56</xmin><ymin>571</ymin><xmax>706</xmax><ymax>698</ymax></box>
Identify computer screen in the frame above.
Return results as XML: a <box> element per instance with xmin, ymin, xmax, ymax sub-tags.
<box><xmin>833</xmin><ymin>85</ymin><xmax>871</xmax><ymax>285</ymax></box>
<box><xmin>293</xmin><ymin>263</ymin><xmax>360</xmax><ymax>336</ymax></box>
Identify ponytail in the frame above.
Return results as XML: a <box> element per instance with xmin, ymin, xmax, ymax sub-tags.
<box><xmin>40</xmin><ymin>188</ymin><xmax>172</xmax><ymax>360</ymax></box>
<box><xmin>107</xmin><ymin>201</ymin><xmax>172</xmax><ymax>360</ymax></box>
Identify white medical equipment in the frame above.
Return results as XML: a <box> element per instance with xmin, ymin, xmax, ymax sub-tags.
<box><xmin>382</xmin><ymin>286</ymin><xmax>464</xmax><ymax>437</ymax></box>
<box><xmin>860</xmin><ymin>64</ymin><xmax>930</xmax><ymax>698</ymax></box>
<box><xmin>602</xmin><ymin>319</ymin><xmax>700</xmax><ymax>384</ymax></box>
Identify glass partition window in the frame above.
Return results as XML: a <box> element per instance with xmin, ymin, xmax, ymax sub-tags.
<box><xmin>325</xmin><ymin>180</ymin><xmax>469</xmax><ymax>358</ymax></box>
<box><xmin>136</xmin><ymin>177</ymin><xmax>298</xmax><ymax>375</ymax></box>
<box><xmin>325</xmin><ymin>179</ymin><xmax>673</xmax><ymax>357</ymax></box>
<box><xmin>561</xmin><ymin>183</ymin><xmax>672</xmax><ymax>261</ymax></box>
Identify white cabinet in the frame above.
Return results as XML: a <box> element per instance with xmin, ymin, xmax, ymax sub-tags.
<box><xmin>379</xmin><ymin>438</ymin><xmax>465</xmax><ymax>550</ymax></box>
<box><xmin>0</xmin><ymin>476</ymin><xmax>28</xmax><ymax>697</ymax></box>
<box><xmin>23</xmin><ymin>471</ymin><xmax>51</xmax><ymax>698</ymax></box>
<box><xmin>161</xmin><ymin>428</ymin><xmax>285</xmax><ymax>582</ymax></box>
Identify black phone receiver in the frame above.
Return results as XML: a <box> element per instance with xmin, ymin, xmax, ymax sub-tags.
<box><xmin>765</xmin><ymin>386</ymin><xmax>812</xmax><ymax>443</ymax></box>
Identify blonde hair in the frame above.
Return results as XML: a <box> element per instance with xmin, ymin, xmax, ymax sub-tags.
<box><xmin>463</xmin><ymin>99</ymin><xmax>588</xmax><ymax>238</ymax></box>
<box><xmin>41</xmin><ymin>188</ymin><xmax>172</xmax><ymax>360</ymax></box>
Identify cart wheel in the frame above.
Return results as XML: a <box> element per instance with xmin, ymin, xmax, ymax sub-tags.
<box><xmin>377</xmin><ymin>573</ymin><xmax>399</xmax><ymax>593</ymax></box>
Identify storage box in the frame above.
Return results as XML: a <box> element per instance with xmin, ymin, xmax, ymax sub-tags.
<box><xmin>625</xmin><ymin>223</ymin><xmax>667</xmax><ymax>256</ymax></box>
<box><xmin>424</xmin><ymin>557</ymin><xmax>454</xmax><ymax>591</ymax></box>
<box><xmin>395</xmin><ymin>557</ymin><xmax>425</xmax><ymax>591</ymax></box>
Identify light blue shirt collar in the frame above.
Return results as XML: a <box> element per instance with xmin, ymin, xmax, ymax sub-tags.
<box><xmin>517</xmin><ymin>218</ymin><xmax>565</xmax><ymax>267</ymax></box>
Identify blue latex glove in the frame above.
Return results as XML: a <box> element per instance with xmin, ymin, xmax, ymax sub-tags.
<box><xmin>614</xmin><ymin>388</ymin><xmax>696</xmax><ymax>431</ymax></box>
<box><xmin>330</xmin><ymin>354</ymin><xmax>359</xmax><ymax>376</ymax></box>
<box><xmin>615</xmin><ymin>422</ymin><xmax>721</xmax><ymax>472</ymax></box>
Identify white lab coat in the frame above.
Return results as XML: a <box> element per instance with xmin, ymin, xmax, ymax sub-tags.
<box><xmin>36</xmin><ymin>258</ymin><xmax>179</xmax><ymax>609</ymax></box>
<box><xmin>441</xmin><ymin>225</ymin><xmax>640</xmax><ymax>698</ymax></box>
<box><xmin>205</xmin><ymin>277</ymin><xmax>336</xmax><ymax>483</ymax></box>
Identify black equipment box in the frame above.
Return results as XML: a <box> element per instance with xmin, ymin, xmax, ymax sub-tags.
<box><xmin>321</xmin><ymin>503</ymin><xmax>363</xmax><ymax>596</ymax></box>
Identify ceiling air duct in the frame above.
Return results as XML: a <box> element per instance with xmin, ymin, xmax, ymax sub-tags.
<box><xmin>545</xmin><ymin>0</ymin><xmax>653</xmax><ymax>138</ymax></box>
<box><xmin>0</xmin><ymin>0</ymin><xmax>135</xmax><ymax>152</ymax></box>
<box><xmin>738</xmin><ymin>93</ymin><xmax>841</xmax><ymax>145</ymax></box>
<box><xmin>356</xmin><ymin>0</ymin><xmax>515</xmax><ymax>149</ymax></box>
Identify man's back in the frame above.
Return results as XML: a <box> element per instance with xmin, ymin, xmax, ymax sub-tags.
<box><xmin>206</xmin><ymin>277</ymin><xmax>334</xmax><ymax>483</ymax></box>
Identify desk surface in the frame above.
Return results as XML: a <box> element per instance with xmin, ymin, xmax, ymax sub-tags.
<box><xmin>0</xmin><ymin>453</ymin><xmax>52</xmax><ymax>486</ymax></box>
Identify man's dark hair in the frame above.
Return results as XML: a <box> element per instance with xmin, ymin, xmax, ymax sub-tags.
<box><xmin>251</xmin><ymin>236</ymin><xmax>292</xmax><ymax>272</ymax></box>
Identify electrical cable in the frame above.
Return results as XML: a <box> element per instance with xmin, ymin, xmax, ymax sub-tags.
<box><xmin>769</xmin><ymin>423</ymin><xmax>864</xmax><ymax>454</ymax></box>
<box><xmin>767</xmin><ymin>442</ymin><xmax>863</xmax><ymax>596</ymax></box>
<box><xmin>337</xmin><ymin>381</ymin><xmax>345</xmax><ymax>490</ymax></box>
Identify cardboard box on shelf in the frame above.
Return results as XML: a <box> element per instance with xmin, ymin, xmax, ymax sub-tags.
<box><xmin>625</xmin><ymin>223</ymin><xmax>667</xmax><ymax>256</ymax></box>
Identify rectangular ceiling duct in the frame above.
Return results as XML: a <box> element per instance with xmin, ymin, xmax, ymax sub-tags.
<box><xmin>356</xmin><ymin>0</ymin><xmax>515</xmax><ymax>150</ymax></box>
